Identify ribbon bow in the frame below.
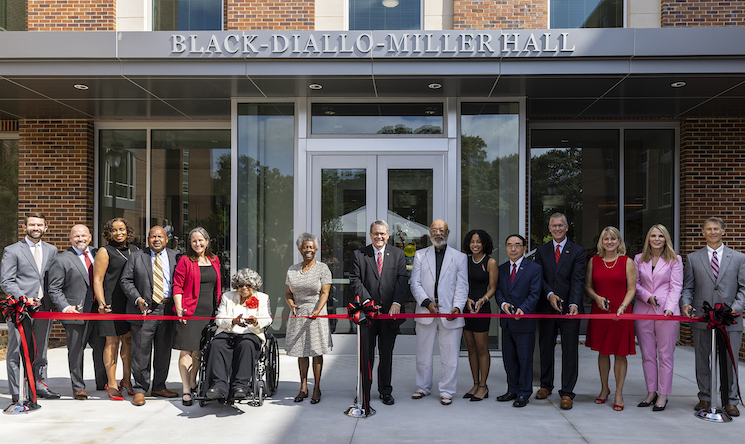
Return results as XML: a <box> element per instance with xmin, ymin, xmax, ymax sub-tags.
<box><xmin>701</xmin><ymin>301</ymin><xmax>742</xmax><ymax>405</ymax></box>
<box><xmin>1</xmin><ymin>295</ymin><xmax>41</xmax><ymax>406</ymax></box>
<box><xmin>347</xmin><ymin>295</ymin><xmax>380</xmax><ymax>326</ymax></box>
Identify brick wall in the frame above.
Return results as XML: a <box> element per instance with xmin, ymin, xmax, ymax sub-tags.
<box><xmin>27</xmin><ymin>1</ymin><xmax>115</xmax><ymax>31</ymax></box>
<box><xmin>454</xmin><ymin>0</ymin><xmax>547</xmax><ymax>30</ymax></box>
<box><xmin>17</xmin><ymin>120</ymin><xmax>95</xmax><ymax>250</ymax></box>
<box><xmin>225</xmin><ymin>0</ymin><xmax>314</xmax><ymax>30</ymax></box>
<box><xmin>662</xmin><ymin>1</ymin><xmax>745</xmax><ymax>27</ymax></box>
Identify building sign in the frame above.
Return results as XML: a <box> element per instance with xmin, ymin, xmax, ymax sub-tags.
<box><xmin>168</xmin><ymin>31</ymin><xmax>576</xmax><ymax>59</ymax></box>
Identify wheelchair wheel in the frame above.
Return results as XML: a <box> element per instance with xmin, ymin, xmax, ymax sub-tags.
<box><xmin>266</xmin><ymin>336</ymin><xmax>279</xmax><ymax>396</ymax></box>
<box><xmin>199</xmin><ymin>399</ymin><xmax>207</xmax><ymax>407</ymax></box>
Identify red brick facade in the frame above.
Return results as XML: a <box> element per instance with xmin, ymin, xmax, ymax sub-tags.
<box><xmin>454</xmin><ymin>0</ymin><xmax>547</xmax><ymax>30</ymax></box>
<box><xmin>27</xmin><ymin>1</ymin><xmax>115</xmax><ymax>31</ymax></box>
<box><xmin>662</xmin><ymin>1</ymin><xmax>745</xmax><ymax>27</ymax></box>
<box><xmin>225</xmin><ymin>0</ymin><xmax>314</xmax><ymax>31</ymax></box>
<box><xmin>17</xmin><ymin>120</ymin><xmax>95</xmax><ymax>249</ymax></box>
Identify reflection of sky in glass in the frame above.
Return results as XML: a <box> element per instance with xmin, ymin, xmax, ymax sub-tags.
<box><xmin>531</xmin><ymin>147</ymin><xmax>568</xmax><ymax>158</ymax></box>
<box><xmin>178</xmin><ymin>0</ymin><xmax>221</xmax><ymax>31</ymax></box>
<box><xmin>461</xmin><ymin>115</ymin><xmax>519</xmax><ymax>160</ymax></box>
<box><xmin>350</xmin><ymin>0</ymin><xmax>421</xmax><ymax>31</ymax></box>
<box><xmin>238</xmin><ymin>114</ymin><xmax>294</xmax><ymax>176</ymax></box>
<box><xmin>312</xmin><ymin>116</ymin><xmax>442</xmax><ymax>134</ymax></box>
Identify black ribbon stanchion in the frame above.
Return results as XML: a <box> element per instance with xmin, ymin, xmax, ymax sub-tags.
<box><xmin>343</xmin><ymin>295</ymin><xmax>380</xmax><ymax>418</ymax></box>
<box><xmin>1</xmin><ymin>295</ymin><xmax>41</xmax><ymax>414</ymax></box>
<box><xmin>695</xmin><ymin>301</ymin><xmax>741</xmax><ymax>423</ymax></box>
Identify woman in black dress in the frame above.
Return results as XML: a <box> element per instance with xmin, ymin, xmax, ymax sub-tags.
<box><xmin>172</xmin><ymin>227</ymin><xmax>222</xmax><ymax>406</ymax></box>
<box><xmin>92</xmin><ymin>217</ymin><xmax>139</xmax><ymax>400</ymax></box>
<box><xmin>461</xmin><ymin>229</ymin><xmax>498</xmax><ymax>402</ymax></box>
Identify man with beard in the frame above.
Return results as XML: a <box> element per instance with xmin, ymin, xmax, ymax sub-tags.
<box><xmin>410</xmin><ymin>219</ymin><xmax>468</xmax><ymax>405</ymax></box>
<box><xmin>1</xmin><ymin>213</ymin><xmax>60</xmax><ymax>404</ymax></box>
<box><xmin>47</xmin><ymin>224</ymin><xmax>106</xmax><ymax>399</ymax></box>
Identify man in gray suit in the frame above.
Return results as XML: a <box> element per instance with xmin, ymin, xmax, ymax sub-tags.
<box><xmin>47</xmin><ymin>224</ymin><xmax>106</xmax><ymax>400</ymax></box>
<box><xmin>120</xmin><ymin>226</ymin><xmax>179</xmax><ymax>406</ymax></box>
<box><xmin>1</xmin><ymin>212</ymin><xmax>60</xmax><ymax>402</ymax></box>
<box><xmin>682</xmin><ymin>216</ymin><xmax>745</xmax><ymax>417</ymax></box>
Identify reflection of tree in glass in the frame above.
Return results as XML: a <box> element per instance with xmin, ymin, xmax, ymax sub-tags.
<box><xmin>377</xmin><ymin>124</ymin><xmax>442</xmax><ymax>134</ymax></box>
<box><xmin>0</xmin><ymin>141</ymin><xmax>19</xmax><ymax>276</ymax></box>
<box><xmin>529</xmin><ymin>148</ymin><xmax>582</xmax><ymax>249</ymax></box>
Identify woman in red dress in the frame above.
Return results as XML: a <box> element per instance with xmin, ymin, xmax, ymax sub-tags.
<box><xmin>585</xmin><ymin>226</ymin><xmax>637</xmax><ymax>411</ymax></box>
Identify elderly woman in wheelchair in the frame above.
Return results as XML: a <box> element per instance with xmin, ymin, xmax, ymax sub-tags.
<box><xmin>205</xmin><ymin>268</ymin><xmax>272</xmax><ymax>400</ymax></box>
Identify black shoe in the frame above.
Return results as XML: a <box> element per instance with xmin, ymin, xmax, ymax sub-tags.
<box><xmin>652</xmin><ymin>400</ymin><xmax>668</xmax><ymax>412</ymax></box>
<box><xmin>365</xmin><ymin>406</ymin><xmax>376</xmax><ymax>417</ymax></box>
<box><xmin>206</xmin><ymin>388</ymin><xmax>224</xmax><ymax>400</ymax></box>
<box><xmin>637</xmin><ymin>393</ymin><xmax>658</xmax><ymax>408</ymax></box>
<box><xmin>232</xmin><ymin>388</ymin><xmax>247</xmax><ymax>399</ymax></box>
<box><xmin>497</xmin><ymin>392</ymin><xmax>517</xmax><ymax>402</ymax></box>
<box><xmin>36</xmin><ymin>387</ymin><xmax>61</xmax><ymax>399</ymax></box>
<box><xmin>513</xmin><ymin>396</ymin><xmax>529</xmax><ymax>408</ymax></box>
<box><xmin>379</xmin><ymin>394</ymin><xmax>395</xmax><ymax>405</ymax></box>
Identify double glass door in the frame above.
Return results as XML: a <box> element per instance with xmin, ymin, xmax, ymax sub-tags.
<box><xmin>311</xmin><ymin>154</ymin><xmax>445</xmax><ymax>341</ymax></box>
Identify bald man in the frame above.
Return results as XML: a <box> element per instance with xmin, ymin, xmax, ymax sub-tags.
<box><xmin>410</xmin><ymin>219</ymin><xmax>469</xmax><ymax>405</ymax></box>
<box><xmin>48</xmin><ymin>224</ymin><xmax>106</xmax><ymax>400</ymax></box>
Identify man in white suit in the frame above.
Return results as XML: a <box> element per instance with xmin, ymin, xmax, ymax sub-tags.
<box><xmin>681</xmin><ymin>216</ymin><xmax>745</xmax><ymax>417</ymax></box>
<box><xmin>410</xmin><ymin>219</ymin><xmax>468</xmax><ymax>405</ymax></box>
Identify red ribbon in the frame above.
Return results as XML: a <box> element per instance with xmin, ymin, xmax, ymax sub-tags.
<box><xmin>1</xmin><ymin>295</ymin><xmax>39</xmax><ymax>404</ymax></box>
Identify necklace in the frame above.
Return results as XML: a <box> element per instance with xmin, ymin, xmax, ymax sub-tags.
<box><xmin>603</xmin><ymin>255</ymin><xmax>619</xmax><ymax>269</ymax></box>
<box><xmin>111</xmin><ymin>244</ymin><xmax>130</xmax><ymax>261</ymax></box>
<box><xmin>300</xmin><ymin>260</ymin><xmax>316</xmax><ymax>274</ymax></box>
<box><xmin>472</xmin><ymin>254</ymin><xmax>485</xmax><ymax>264</ymax></box>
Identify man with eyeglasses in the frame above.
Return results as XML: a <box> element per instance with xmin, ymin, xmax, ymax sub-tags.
<box><xmin>533</xmin><ymin>213</ymin><xmax>586</xmax><ymax>410</ymax></box>
<box><xmin>495</xmin><ymin>234</ymin><xmax>542</xmax><ymax>408</ymax></box>
<box><xmin>410</xmin><ymin>219</ymin><xmax>468</xmax><ymax>406</ymax></box>
<box><xmin>120</xmin><ymin>226</ymin><xmax>180</xmax><ymax>406</ymax></box>
<box><xmin>349</xmin><ymin>219</ymin><xmax>409</xmax><ymax>414</ymax></box>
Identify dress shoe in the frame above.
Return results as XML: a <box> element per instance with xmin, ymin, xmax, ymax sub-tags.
<box><xmin>652</xmin><ymin>400</ymin><xmax>668</xmax><ymax>412</ymax></box>
<box><xmin>470</xmin><ymin>386</ymin><xmax>489</xmax><ymax>402</ymax></box>
<box><xmin>105</xmin><ymin>384</ymin><xmax>124</xmax><ymax>401</ymax></box>
<box><xmin>206</xmin><ymin>388</ymin><xmax>225</xmax><ymax>400</ymax></box>
<box><xmin>637</xmin><ymin>393</ymin><xmax>658</xmax><ymax>408</ymax></box>
<box><xmin>497</xmin><ymin>392</ymin><xmax>517</xmax><ymax>402</ymax></box>
<box><xmin>73</xmin><ymin>390</ymin><xmax>88</xmax><ymax>400</ymax></box>
<box><xmin>379</xmin><ymin>394</ymin><xmax>395</xmax><ymax>405</ymax></box>
<box><xmin>294</xmin><ymin>390</ymin><xmax>308</xmax><ymax>402</ymax></box>
<box><xmin>151</xmin><ymin>388</ymin><xmax>179</xmax><ymax>398</ymax></box>
<box><xmin>36</xmin><ymin>387</ymin><xmax>61</xmax><ymax>399</ymax></box>
<box><xmin>694</xmin><ymin>400</ymin><xmax>710</xmax><ymax>410</ymax></box>
<box><xmin>310</xmin><ymin>391</ymin><xmax>322</xmax><ymax>404</ymax></box>
<box><xmin>513</xmin><ymin>396</ymin><xmax>529</xmax><ymax>408</ymax></box>
<box><xmin>365</xmin><ymin>406</ymin><xmax>376</xmax><ymax>417</ymax></box>
<box><xmin>560</xmin><ymin>395</ymin><xmax>573</xmax><ymax>410</ymax></box>
<box><xmin>725</xmin><ymin>404</ymin><xmax>740</xmax><ymax>417</ymax></box>
<box><xmin>182</xmin><ymin>393</ymin><xmax>193</xmax><ymax>406</ymax></box>
<box><xmin>132</xmin><ymin>393</ymin><xmax>146</xmax><ymax>406</ymax></box>
<box><xmin>411</xmin><ymin>390</ymin><xmax>427</xmax><ymax>399</ymax></box>
<box><xmin>535</xmin><ymin>388</ymin><xmax>551</xmax><ymax>399</ymax></box>
<box><xmin>232</xmin><ymin>387</ymin><xmax>247</xmax><ymax>399</ymax></box>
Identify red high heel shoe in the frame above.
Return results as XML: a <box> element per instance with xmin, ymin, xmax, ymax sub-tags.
<box><xmin>120</xmin><ymin>379</ymin><xmax>135</xmax><ymax>396</ymax></box>
<box><xmin>105</xmin><ymin>384</ymin><xmax>124</xmax><ymax>401</ymax></box>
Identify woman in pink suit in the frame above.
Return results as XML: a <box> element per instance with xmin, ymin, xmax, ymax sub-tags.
<box><xmin>633</xmin><ymin>224</ymin><xmax>682</xmax><ymax>412</ymax></box>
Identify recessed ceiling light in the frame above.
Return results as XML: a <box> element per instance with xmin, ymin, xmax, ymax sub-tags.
<box><xmin>309</xmin><ymin>83</ymin><xmax>323</xmax><ymax>90</ymax></box>
<box><xmin>382</xmin><ymin>0</ymin><xmax>399</xmax><ymax>7</ymax></box>
<box><xmin>73</xmin><ymin>84</ymin><xmax>89</xmax><ymax>90</ymax></box>
<box><xmin>671</xmin><ymin>81</ymin><xmax>686</xmax><ymax>88</ymax></box>
<box><xmin>428</xmin><ymin>83</ymin><xmax>442</xmax><ymax>90</ymax></box>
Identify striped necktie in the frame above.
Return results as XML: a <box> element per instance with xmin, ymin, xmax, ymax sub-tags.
<box><xmin>153</xmin><ymin>253</ymin><xmax>164</xmax><ymax>304</ymax></box>
<box><xmin>712</xmin><ymin>251</ymin><xmax>719</xmax><ymax>280</ymax></box>
<box><xmin>377</xmin><ymin>251</ymin><xmax>383</xmax><ymax>276</ymax></box>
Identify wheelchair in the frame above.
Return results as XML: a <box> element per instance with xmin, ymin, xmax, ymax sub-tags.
<box><xmin>195</xmin><ymin>322</ymin><xmax>279</xmax><ymax>407</ymax></box>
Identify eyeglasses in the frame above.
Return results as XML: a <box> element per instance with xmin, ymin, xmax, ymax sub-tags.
<box><xmin>505</xmin><ymin>244</ymin><xmax>524</xmax><ymax>250</ymax></box>
<box><xmin>430</xmin><ymin>228</ymin><xmax>447</xmax><ymax>234</ymax></box>
<box><xmin>549</xmin><ymin>224</ymin><xmax>566</xmax><ymax>229</ymax></box>
<box><xmin>237</xmin><ymin>284</ymin><xmax>252</xmax><ymax>289</ymax></box>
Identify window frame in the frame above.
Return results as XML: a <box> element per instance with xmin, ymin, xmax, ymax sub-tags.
<box><xmin>149</xmin><ymin>0</ymin><xmax>225</xmax><ymax>32</ymax></box>
<box><xmin>345</xmin><ymin>0</ymin><xmax>423</xmax><ymax>31</ymax></box>
<box><xmin>547</xmin><ymin>0</ymin><xmax>627</xmax><ymax>29</ymax></box>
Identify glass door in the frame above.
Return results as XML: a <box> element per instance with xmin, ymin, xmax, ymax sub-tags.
<box><xmin>311</xmin><ymin>154</ymin><xmax>445</xmax><ymax>349</ymax></box>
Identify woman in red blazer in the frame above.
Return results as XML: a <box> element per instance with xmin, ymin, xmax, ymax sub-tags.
<box><xmin>172</xmin><ymin>227</ymin><xmax>222</xmax><ymax>406</ymax></box>
<box><xmin>633</xmin><ymin>224</ymin><xmax>682</xmax><ymax>412</ymax></box>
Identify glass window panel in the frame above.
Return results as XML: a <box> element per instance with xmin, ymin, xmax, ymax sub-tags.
<box><xmin>0</xmin><ymin>0</ymin><xmax>26</xmax><ymax>31</ymax></box>
<box><xmin>153</xmin><ymin>0</ymin><xmax>222</xmax><ymax>31</ymax></box>
<box><xmin>0</xmin><ymin>138</ymin><xmax>18</xmax><ymax>303</ymax></box>
<box><xmin>311</xmin><ymin>103</ymin><xmax>443</xmax><ymax>135</ymax></box>
<box><xmin>550</xmin><ymin>0</ymin><xmax>623</xmax><ymax>28</ymax></box>
<box><xmin>151</xmin><ymin>129</ymin><xmax>231</xmax><ymax>289</ymax></box>
<box><xmin>349</xmin><ymin>0</ymin><xmax>421</xmax><ymax>31</ymax></box>
<box><xmin>98</xmin><ymin>130</ymin><xmax>148</xmax><ymax>247</ymax></box>
<box><xmin>624</xmin><ymin>129</ymin><xmax>676</xmax><ymax>257</ymax></box>
<box><xmin>320</xmin><ymin>168</ymin><xmax>367</xmax><ymax>334</ymax></box>
<box><xmin>461</xmin><ymin>102</ymin><xmax>520</xmax><ymax>264</ymax></box>
<box><xmin>530</xmin><ymin>129</ymin><xmax>619</xmax><ymax>252</ymax></box>
<box><xmin>237</xmin><ymin>103</ymin><xmax>294</xmax><ymax>340</ymax></box>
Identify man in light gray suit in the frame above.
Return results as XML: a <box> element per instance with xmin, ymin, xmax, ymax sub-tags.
<box><xmin>47</xmin><ymin>224</ymin><xmax>106</xmax><ymax>400</ymax></box>
<box><xmin>681</xmin><ymin>216</ymin><xmax>745</xmax><ymax>417</ymax></box>
<box><xmin>1</xmin><ymin>212</ymin><xmax>60</xmax><ymax>402</ymax></box>
<box><xmin>120</xmin><ymin>226</ymin><xmax>180</xmax><ymax>406</ymax></box>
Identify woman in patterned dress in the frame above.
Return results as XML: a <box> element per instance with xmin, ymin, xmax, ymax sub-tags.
<box><xmin>285</xmin><ymin>232</ymin><xmax>332</xmax><ymax>404</ymax></box>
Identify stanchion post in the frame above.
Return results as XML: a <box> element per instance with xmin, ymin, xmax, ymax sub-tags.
<box><xmin>3</xmin><ymin>346</ymin><xmax>32</xmax><ymax>414</ymax></box>
<box><xmin>695</xmin><ymin>328</ymin><xmax>732</xmax><ymax>423</ymax></box>
<box><xmin>344</xmin><ymin>326</ymin><xmax>366</xmax><ymax>417</ymax></box>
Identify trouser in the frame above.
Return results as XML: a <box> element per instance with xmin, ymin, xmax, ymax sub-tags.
<box><xmin>130</xmin><ymin>302</ymin><xmax>175</xmax><ymax>394</ymax></box>
<box><xmin>415</xmin><ymin>319</ymin><xmax>462</xmax><ymax>397</ymax></box>
<box><xmin>692</xmin><ymin>327</ymin><xmax>742</xmax><ymax>404</ymax></box>
<box><xmin>538</xmin><ymin>317</ymin><xmax>580</xmax><ymax>398</ymax></box>
<box><xmin>6</xmin><ymin>316</ymin><xmax>52</xmax><ymax>396</ymax></box>
<box><xmin>63</xmin><ymin>321</ymin><xmax>106</xmax><ymax>392</ymax></box>
<box><xmin>206</xmin><ymin>332</ymin><xmax>261</xmax><ymax>396</ymax></box>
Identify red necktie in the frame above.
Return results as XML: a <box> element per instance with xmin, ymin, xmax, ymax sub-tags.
<box><xmin>510</xmin><ymin>263</ymin><xmax>516</xmax><ymax>285</ymax></box>
<box><xmin>377</xmin><ymin>251</ymin><xmax>383</xmax><ymax>276</ymax></box>
<box><xmin>555</xmin><ymin>245</ymin><xmax>561</xmax><ymax>264</ymax></box>
<box><xmin>83</xmin><ymin>251</ymin><xmax>93</xmax><ymax>285</ymax></box>
<box><xmin>712</xmin><ymin>251</ymin><xmax>719</xmax><ymax>280</ymax></box>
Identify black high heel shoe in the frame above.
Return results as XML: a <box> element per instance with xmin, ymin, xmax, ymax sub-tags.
<box><xmin>310</xmin><ymin>390</ymin><xmax>322</xmax><ymax>404</ymax></box>
<box><xmin>637</xmin><ymin>393</ymin><xmax>658</xmax><ymax>408</ymax></box>
<box><xmin>470</xmin><ymin>385</ymin><xmax>489</xmax><ymax>402</ymax></box>
<box><xmin>294</xmin><ymin>390</ymin><xmax>308</xmax><ymax>402</ymax></box>
<box><xmin>652</xmin><ymin>399</ymin><xmax>668</xmax><ymax>411</ymax></box>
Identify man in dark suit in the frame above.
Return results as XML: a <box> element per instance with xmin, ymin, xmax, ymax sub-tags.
<box><xmin>349</xmin><ymin>219</ymin><xmax>408</xmax><ymax>413</ymax></box>
<box><xmin>47</xmin><ymin>224</ymin><xmax>106</xmax><ymax>400</ymax></box>
<box><xmin>533</xmin><ymin>212</ymin><xmax>586</xmax><ymax>410</ymax></box>
<box><xmin>495</xmin><ymin>234</ymin><xmax>541</xmax><ymax>408</ymax></box>
<box><xmin>120</xmin><ymin>225</ymin><xmax>179</xmax><ymax>406</ymax></box>
<box><xmin>1</xmin><ymin>212</ymin><xmax>60</xmax><ymax>403</ymax></box>
<box><xmin>682</xmin><ymin>216</ymin><xmax>745</xmax><ymax>417</ymax></box>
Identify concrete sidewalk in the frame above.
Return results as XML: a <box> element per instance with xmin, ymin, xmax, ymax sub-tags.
<box><xmin>2</xmin><ymin>343</ymin><xmax>744</xmax><ymax>443</ymax></box>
